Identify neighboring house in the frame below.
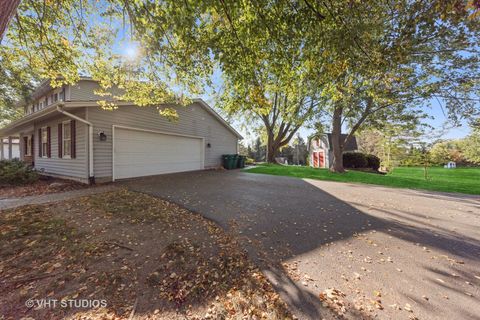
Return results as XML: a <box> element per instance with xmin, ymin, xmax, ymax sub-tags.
<box><xmin>1</xmin><ymin>138</ymin><xmax>19</xmax><ymax>159</ymax></box>
<box><xmin>0</xmin><ymin>78</ymin><xmax>242</xmax><ymax>183</ymax></box>
<box><xmin>444</xmin><ymin>161</ymin><xmax>456</xmax><ymax>169</ymax></box>
<box><xmin>308</xmin><ymin>133</ymin><xmax>358</xmax><ymax>168</ymax></box>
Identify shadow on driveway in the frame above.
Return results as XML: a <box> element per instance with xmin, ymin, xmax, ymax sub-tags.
<box><xmin>123</xmin><ymin>170</ymin><xmax>480</xmax><ymax>320</ymax></box>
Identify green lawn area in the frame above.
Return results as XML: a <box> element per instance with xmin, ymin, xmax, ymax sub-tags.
<box><xmin>245</xmin><ymin>164</ymin><xmax>480</xmax><ymax>195</ymax></box>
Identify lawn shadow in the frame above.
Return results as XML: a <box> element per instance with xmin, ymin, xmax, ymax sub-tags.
<box><xmin>122</xmin><ymin>170</ymin><xmax>480</xmax><ymax>319</ymax></box>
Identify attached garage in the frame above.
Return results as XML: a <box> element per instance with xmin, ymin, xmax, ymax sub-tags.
<box><xmin>2</xmin><ymin>78</ymin><xmax>242</xmax><ymax>184</ymax></box>
<box><xmin>113</xmin><ymin>126</ymin><xmax>204</xmax><ymax>180</ymax></box>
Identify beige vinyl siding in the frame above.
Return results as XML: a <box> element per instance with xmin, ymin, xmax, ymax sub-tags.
<box><xmin>34</xmin><ymin>108</ymin><xmax>88</xmax><ymax>181</ymax></box>
<box><xmin>88</xmin><ymin>103</ymin><xmax>238</xmax><ymax>179</ymax></box>
<box><xmin>69</xmin><ymin>80</ymin><xmax>124</xmax><ymax>101</ymax></box>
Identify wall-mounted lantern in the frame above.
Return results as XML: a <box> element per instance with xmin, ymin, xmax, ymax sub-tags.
<box><xmin>98</xmin><ymin>131</ymin><xmax>107</xmax><ymax>141</ymax></box>
<box><xmin>207</xmin><ymin>142</ymin><xmax>211</xmax><ymax>148</ymax></box>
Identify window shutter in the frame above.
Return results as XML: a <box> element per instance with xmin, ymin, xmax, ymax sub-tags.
<box><xmin>23</xmin><ymin>137</ymin><xmax>28</xmax><ymax>156</ymax></box>
<box><xmin>38</xmin><ymin>128</ymin><xmax>42</xmax><ymax>157</ymax></box>
<box><xmin>58</xmin><ymin>123</ymin><xmax>63</xmax><ymax>158</ymax></box>
<box><xmin>31</xmin><ymin>135</ymin><xmax>34</xmax><ymax>156</ymax></box>
<box><xmin>47</xmin><ymin>127</ymin><xmax>51</xmax><ymax>158</ymax></box>
<box><xmin>71</xmin><ymin>120</ymin><xmax>76</xmax><ymax>159</ymax></box>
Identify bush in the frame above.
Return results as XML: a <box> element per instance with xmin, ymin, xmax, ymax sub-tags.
<box><xmin>245</xmin><ymin>157</ymin><xmax>255</xmax><ymax>165</ymax></box>
<box><xmin>0</xmin><ymin>159</ymin><xmax>39</xmax><ymax>186</ymax></box>
<box><xmin>365</xmin><ymin>154</ymin><xmax>380</xmax><ymax>170</ymax></box>
<box><xmin>343</xmin><ymin>152</ymin><xmax>368</xmax><ymax>168</ymax></box>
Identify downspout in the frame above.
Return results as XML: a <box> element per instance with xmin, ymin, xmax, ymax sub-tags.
<box><xmin>56</xmin><ymin>105</ymin><xmax>95</xmax><ymax>184</ymax></box>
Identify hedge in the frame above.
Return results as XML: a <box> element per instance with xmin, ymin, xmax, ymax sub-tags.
<box><xmin>0</xmin><ymin>159</ymin><xmax>39</xmax><ymax>186</ymax></box>
<box><xmin>343</xmin><ymin>152</ymin><xmax>380</xmax><ymax>170</ymax></box>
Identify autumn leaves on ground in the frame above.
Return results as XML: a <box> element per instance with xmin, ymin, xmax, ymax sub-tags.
<box><xmin>0</xmin><ymin>190</ymin><xmax>291</xmax><ymax>320</ymax></box>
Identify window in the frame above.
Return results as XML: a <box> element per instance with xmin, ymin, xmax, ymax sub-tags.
<box><xmin>62</xmin><ymin>121</ymin><xmax>71</xmax><ymax>158</ymax></box>
<box><xmin>54</xmin><ymin>93</ymin><xmax>58</xmax><ymax>102</ymax></box>
<box><xmin>41</xmin><ymin>127</ymin><xmax>48</xmax><ymax>157</ymax></box>
<box><xmin>59</xmin><ymin>88</ymin><xmax>65</xmax><ymax>101</ymax></box>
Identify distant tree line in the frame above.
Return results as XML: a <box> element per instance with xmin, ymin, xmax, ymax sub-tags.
<box><xmin>358</xmin><ymin>127</ymin><xmax>480</xmax><ymax>168</ymax></box>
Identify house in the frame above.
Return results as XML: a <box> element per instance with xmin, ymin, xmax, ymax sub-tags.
<box><xmin>0</xmin><ymin>78</ymin><xmax>242</xmax><ymax>183</ymax></box>
<box><xmin>444</xmin><ymin>161</ymin><xmax>456</xmax><ymax>169</ymax></box>
<box><xmin>308</xmin><ymin>133</ymin><xmax>358</xmax><ymax>168</ymax></box>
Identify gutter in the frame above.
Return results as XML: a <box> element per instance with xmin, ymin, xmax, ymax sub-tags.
<box><xmin>56</xmin><ymin>104</ymin><xmax>95</xmax><ymax>184</ymax></box>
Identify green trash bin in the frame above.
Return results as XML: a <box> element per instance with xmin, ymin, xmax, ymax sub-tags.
<box><xmin>232</xmin><ymin>154</ymin><xmax>239</xmax><ymax>168</ymax></box>
<box><xmin>222</xmin><ymin>154</ymin><xmax>236</xmax><ymax>169</ymax></box>
<box><xmin>238</xmin><ymin>155</ymin><xmax>246</xmax><ymax>168</ymax></box>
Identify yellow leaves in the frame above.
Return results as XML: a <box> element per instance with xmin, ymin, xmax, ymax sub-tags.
<box><xmin>61</xmin><ymin>38</ymin><xmax>70</xmax><ymax>48</ymax></box>
<box><xmin>158</xmin><ymin>107</ymin><xmax>179</xmax><ymax>121</ymax></box>
<box><xmin>97</xmin><ymin>100</ymin><xmax>117</xmax><ymax>111</ymax></box>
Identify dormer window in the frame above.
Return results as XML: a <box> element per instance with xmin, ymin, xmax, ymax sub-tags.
<box><xmin>59</xmin><ymin>88</ymin><xmax>65</xmax><ymax>101</ymax></box>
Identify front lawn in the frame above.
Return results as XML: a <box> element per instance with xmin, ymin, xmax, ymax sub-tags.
<box><xmin>245</xmin><ymin>164</ymin><xmax>480</xmax><ymax>195</ymax></box>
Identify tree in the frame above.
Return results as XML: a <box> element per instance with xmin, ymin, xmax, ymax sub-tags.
<box><xmin>314</xmin><ymin>1</ymin><xmax>480</xmax><ymax>172</ymax></box>
<box><xmin>1</xmin><ymin>0</ymin><xmax>208</xmax><ymax>122</ymax></box>
<box><xmin>251</xmin><ymin>137</ymin><xmax>266</xmax><ymax>162</ymax></box>
<box><xmin>291</xmin><ymin>134</ymin><xmax>308</xmax><ymax>165</ymax></box>
<box><xmin>2</xmin><ymin>0</ymin><xmax>479</xmax><ymax>170</ymax></box>
<box><xmin>461</xmin><ymin>129</ymin><xmax>480</xmax><ymax>164</ymax></box>
<box><xmin>430</xmin><ymin>140</ymin><xmax>466</xmax><ymax>165</ymax></box>
<box><xmin>357</xmin><ymin>120</ymin><xmax>425</xmax><ymax>170</ymax></box>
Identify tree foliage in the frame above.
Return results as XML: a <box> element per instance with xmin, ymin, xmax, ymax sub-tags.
<box><xmin>462</xmin><ymin>129</ymin><xmax>480</xmax><ymax>164</ymax></box>
<box><xmin>1</xmin><ymin>0</ymin><xmax>479</xmax><ymax>171</ymax></box>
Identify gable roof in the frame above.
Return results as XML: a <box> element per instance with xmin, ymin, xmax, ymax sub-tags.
<box><xmin>2</xmin><ymin>78</ymin><xmax>242</xmax><ymax>139</ymax></box>
<box><xmin>0</xmin><ymin>98</ymin><xmax>243</xmax><ymax>140</ymax></box>
<box><xmin>326</xmin><ymin>133</ymin><xmax>358</xmax><ymax>151</ymax></box>
<box><xmin>193</xmin><ymin>99</ymin><xmax>243</xmax><ymax>139</ymax></box>
<box><xmin>308</xmin><ymin>133</ymin><xmax>358</xmax><ymax>151</ymax></box>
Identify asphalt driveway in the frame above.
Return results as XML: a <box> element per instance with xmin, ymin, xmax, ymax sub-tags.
<box><xmin>124</xmin><ymin>170</ymin><xmax>480</xmax><ymax>320</ymax></box>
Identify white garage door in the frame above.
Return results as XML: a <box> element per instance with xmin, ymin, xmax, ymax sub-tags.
<box><xmin>113</xmin><ymin>127</ymin><xmax>204</xmax><ymax>180</ymax></box>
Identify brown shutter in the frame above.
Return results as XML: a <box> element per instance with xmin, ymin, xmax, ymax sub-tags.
<box><xmin>31</xmin><ymin>135</ymin><xmax>34</xmax><ymax>157</ymax></box>
<box><xmin>47</xmin><ymin>127</ymin><xmax>51</xmax><ymax>158</ymax></box>
<box><xmin>71</xmin><ymin>120</ymin><xmax>76</xmax><ymax>159</ymax></box>
<box><xmin>58</xmin><ymin>123</ymin><xmax>63</xmax><ymax>158</ymax></box>
<box><xmin>38</xmin><ymin>128</ymin><xmax>42</xmax><ymax>157</ymax></box>
<box><xmin>23</xmin><ymin>137</ymin><xmax>28</xmax><ymax>156</ymax></box>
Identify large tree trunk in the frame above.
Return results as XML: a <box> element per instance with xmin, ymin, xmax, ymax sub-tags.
<box><xmin>266</xmin><ymin>130</ymin><xmax>275</xmax><ymax>163</ymax></box>
<box><xmin>267</xmin><ymin>144</ymin><xmax>278</xmax><ymax>163</ymax></box>
<box><xmin>267</xmin><ymin>137</ymin><xmax>281</xmax><ymax>163</ymax></box>
<box><xmin>330</xmin><ymin>106</ymin><xmax>345</xmax><ymax>173</ymax></box>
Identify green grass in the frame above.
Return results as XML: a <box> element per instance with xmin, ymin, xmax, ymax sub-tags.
<box><xmin>245</xmin><ymin>164</ymin><xmax>480</xmax><ymax>195</ymax></box>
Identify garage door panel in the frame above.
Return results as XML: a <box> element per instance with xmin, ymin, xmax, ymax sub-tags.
<box><xmin>114</xmin><ymin>128</ymin><xmax>204</xmax><ymax>179</ymax></box>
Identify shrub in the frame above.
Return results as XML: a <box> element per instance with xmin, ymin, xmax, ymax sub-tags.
<box><xmin>365</xmin><ymin>154</ymin><xmax>381</xmax><ymax>170</ymax></box>
<box><xmin>343</xmin><ymin>152</ymin><xmax>368</xmax><ymax>168</ymax></box>
<box><xmin>245</xmin><ymin>157</ymin><xmax>255</xmax><ymax>165</ymax></box>
<box><xmin>0</xmin><ymin>159</ymin><xmax>39</xmax><ymax>186</ymax></box>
